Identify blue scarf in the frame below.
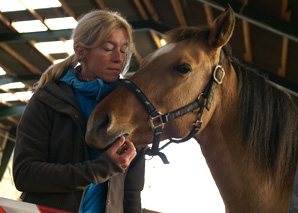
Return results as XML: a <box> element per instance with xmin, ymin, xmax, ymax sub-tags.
<box><xmin>60</xmin><ymin>67</ymin><xmax>119</xmax><ymax>122</ymax></box>
<box><xmin>60</xmin><ymin>67</ymin><xmax>119</xmax><ymax>213</ymax></box>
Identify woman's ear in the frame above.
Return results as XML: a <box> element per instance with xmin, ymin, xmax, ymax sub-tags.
<box><xmin>74</xmin><ymin>43</ymin><xmax>86</xmax><ymax>61</ymax></box>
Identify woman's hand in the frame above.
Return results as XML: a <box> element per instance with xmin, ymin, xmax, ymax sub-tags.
<box><xmin>107</xmin><ymin>136</ymin><xmax>136</xmax><ymax>170</ymax></box>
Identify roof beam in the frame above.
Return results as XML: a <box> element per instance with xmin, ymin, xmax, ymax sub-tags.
<box><xmin>203</xmin><ymin>3</ymin><xmax>214</xmax><ymax>26</ymax></box>
<box><xmin>170</xmin><ymin>0</ymin><xmax>187</xmax><ymax>27</ymax></box>
<box><xmin>94</xmin><ymin>0</ymin><xmax>106</xmax><ymax>9</ymax></box>
<box><xmin>133</xmin><ymin>0</ymin><xmax>163</xmax><ymax>49</ymax></box>
<box><xmin>143</xmin><ymin>0</ymin><xmax>159</xmax><ymax>22</ymax></box>
<box><xmin>58</xmin><ymin>0</ymin><xmax>77</xmax><ymax>19</ymax></box>
<box><xmin>0</xmin><ymin>29</ymin><xmax>73</xmax><ymax>43</ymax></box>
<box><xmin>242</xmin><ymin>20</ymin><xmax>252</xmax><ymax>62</ymax></box>
<box><xmin>133</xmin><ymin>0</ymin><xmax>149</xmax><ymax>20</ymax></box>
<box><xmin>277</xmin><ymin>0</ymin><xmax>291</xmax><ymax>77</ymax></box>
<box><xmin>0</xmin><ymin>43</ymin><xmax>41</xmax><ymax>74</ymax></box>
<box><xmin>196</xmin><ymin>0</ymin><xmax>298</xmax><ymax>43</ymax></box>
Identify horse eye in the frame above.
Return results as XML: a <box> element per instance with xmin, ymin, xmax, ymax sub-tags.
<box><xmin>174</xmin><ymin>63</ymin><xmax>191</xmax><ymax>74</ymax></box>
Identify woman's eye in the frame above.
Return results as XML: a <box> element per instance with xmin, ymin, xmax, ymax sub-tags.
<box><xmin>174</xmin><ymin>63</ymin><xmax>191</xmax><ymax>74</ymax></box>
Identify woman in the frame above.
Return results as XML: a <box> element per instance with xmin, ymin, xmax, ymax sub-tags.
<box><xmin>13</xmin><ymin>10</ymin><xmax>145</xmax><ymax>213</ymax></box>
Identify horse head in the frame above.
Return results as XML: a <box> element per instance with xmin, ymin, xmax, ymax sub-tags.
<box><xmin>85</xmin><ymin>5</ymin><xmax>235</xmax><ymax>150</ymax></box>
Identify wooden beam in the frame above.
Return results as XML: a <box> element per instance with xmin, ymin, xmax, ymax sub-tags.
<box><xmin>196</xmin><ymin>0</ymin><xmax>298</xmax><ymax>43</ymax></box>
<box><xmin>0</xmin><ymin>43</ymin><xmax>41</xmax><ymax>74</ymax></box>
<box><xmin>133</xmin><ymin>0</ymin><xmax>162</xmax><ymax>50</ymax></box>
<box><xmin>203</xmin><ymin>3</ymin><xmax>214</xmax><ymax>26</ymax></box>
<box><xmin>143</xmin><ymin>0</ymin><xmax>159</xmax><ymax>22</ymax></box>
<box><xmin>0</xmin><ymin>124</ymin><xmax>9</xmax><ymax>132</ymax></box>
<box><xmin>5</xmin><ymin>116</ymin><xmax>19</xmax><ymax>126</ymax></box>
<box><xmin>28</xmin><ymin>40</ymin><xmax>56</xmax><ymax>64</ymax></box>
<box><xmin>0</xmin><ymin>63</ymin><xmax>16</xmax><ymax>77</ymax></box>
<box><xmin>58</xmin><ymin>0</ymin><xmax>77</xmax><ymax>19</ymax></box>
<box><xmin>170</xmin><ymin>0</ymin><xmax>187</xmax><ymax>27</ymax></box>
<box><xmin>0</xmin><ymin>6</ymin><xmax>51</xmax><ymax>72</ymax></box>
<box><xmin>242</xmin><ymin>20</ymin><xmax>252</xmax><ymax>62</ymax></box>
<box><xmin>133</xmin><ymin>0</ymin><xmax>149</xmax><ymax>20</ymax></box>
<box><xmin>149</xmin><ymin>30</ymin><xmax>162</xmax><ymax>48</ymax></box>
<box><xmin>278</xmin><ymin>0</ymin><xmax>291</xmax><ymax>77</ymax></box>
<box><xmin>95</xmin><ymin>0</ymin><xmax>107</xmax><ymax>9</ymax></box>
<box><xmin>133</xmin><ymin>47</ymin><xmax>143</xmax><ymax>64</ymax></box>
<box><xmin>0</xmin><ymin>12</ymin><xmax>11</xmax><ymax>27</ymax></box>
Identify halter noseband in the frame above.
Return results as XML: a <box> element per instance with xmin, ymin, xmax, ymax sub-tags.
<box><xmin>120</xmin><ymin>51</ymin><xmax>225</xmax><ymax>164</ymax></box>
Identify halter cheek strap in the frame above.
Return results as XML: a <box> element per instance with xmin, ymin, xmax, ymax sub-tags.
<box><xmin>120</xmin><ymin>50</ymin><xmax>225</xmax><ymax>164</ymax></box>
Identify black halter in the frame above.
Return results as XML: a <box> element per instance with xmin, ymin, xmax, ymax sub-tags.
<box><xmin>120</xmin><ymin>51</ymin><xmax>225</xmax><ymax>164</ymax></box>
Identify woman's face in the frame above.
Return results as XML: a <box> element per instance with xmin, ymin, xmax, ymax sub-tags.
<box><xmin>81</xmin><ymin>28</ymin><xmax>128</xmax><ymax>83</ymax></box>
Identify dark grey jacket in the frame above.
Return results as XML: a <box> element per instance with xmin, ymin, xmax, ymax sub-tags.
<box><xmin>13</xmin><ymin>81</ymin><xmax>145</xmax><ymax>212</ymax></box>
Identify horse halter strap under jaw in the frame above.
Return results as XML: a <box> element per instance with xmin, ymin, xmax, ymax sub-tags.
<box><xmin>120</xmin><ymin>51</ymin><xmax>225</xmax><ymax>164</ymax></box>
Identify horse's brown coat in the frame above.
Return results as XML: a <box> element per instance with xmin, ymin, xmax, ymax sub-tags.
<box><xmin>86</xmin><ymin>6</ymin><xmax>298</xmax><ymax>212</ymax></box>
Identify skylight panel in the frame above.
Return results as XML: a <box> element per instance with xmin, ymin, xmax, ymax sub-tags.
<box><xmin>0</xmin><ymin>0</ymin><xmax>26</xmax><ymax>12</ymax></box>
<box><xmin>11</xmin><ymin>20</ymin><xmax>48</xmax><ymax>33</ymax></box>
<box><xmin>0</xmin><ymin>67</ymin><xmax>6</xmax><ymax>76</ymax></box>
<box><xmin>0</xmin><ymin>82</ymin><xmax>25</xmax><ymax>90</ymax></box>
<box><xmin>0</xmin><ymin>93</ymin><xmax>19</xmax><ymax>102</ymax></box>
<box><xmin>44</xmin><ymin>17</ymin><xmax>77</xmax><ymax>30</ymax></box>
<box><xmin>20</xmin><ymin>0</ymin><xmax>61</xmax><ymax>9</ymax></box>
<box><xmin>0</xmin><ymin>91</ymin><xmax>33</xmax><ymax>103</ymax></box>
<box><xmin>34</xmin><ymin>40</ymin><xmax>74</xmax><ymax>55</ymax></box>
<box><xmin>15</xmin><ymin>91</ymin><xmax>33</xmax><ymax>102</ymax></box>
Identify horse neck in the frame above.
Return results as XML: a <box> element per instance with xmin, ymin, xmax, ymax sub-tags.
<box><xmin>193</xmin><ymin>65</ymin><xmax>289</xmax><ymax>212</ymax></box>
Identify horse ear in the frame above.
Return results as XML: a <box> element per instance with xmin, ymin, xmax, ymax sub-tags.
<box><xmin>208</xmin><ymin>5</ymin><xmax>235</xmax><ymax>49</ymax></box>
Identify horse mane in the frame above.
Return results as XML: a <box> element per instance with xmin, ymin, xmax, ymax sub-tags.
<box><xmin>167</xmin><ymin>26</ymin><xmax>298</xmax><ymax>183</ymax></box>
<box><xmin>232</xmin><ymin>57</ymin><xmax>298</xmax><ymax>183</ymax></box>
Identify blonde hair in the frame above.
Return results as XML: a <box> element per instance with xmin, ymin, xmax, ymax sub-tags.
<box><xmin>32</xmin><ymin>10</ymin><xmax>134</xmax><ymax>93</ymax></box>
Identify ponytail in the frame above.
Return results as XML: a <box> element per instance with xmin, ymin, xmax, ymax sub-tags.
<box><xmin>32</xmin><ymin>54</ymin><xmax>78</xmax><ymax>93</ymax></box>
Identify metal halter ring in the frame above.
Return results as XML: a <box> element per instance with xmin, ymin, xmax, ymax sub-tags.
<box><xmin>213</xmin><ymin>65</ymin><xmax>225</xmax><ymax>84</ymax></box>
<box><xmin>149</xmin><ymin>111</ymin><xmax>165</xmax><ymax>130</ymax></box>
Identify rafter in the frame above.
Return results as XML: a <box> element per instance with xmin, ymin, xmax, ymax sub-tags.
<box><xmin>170</xmin><ymin>0</ymin><xmax>187</xmax><ymax>27</ymax></box>
<box><xmin>203</xmin><ymin>3</ymin><xmax>214</xmax><ymax>26</ymax></box>
<box><xmin>196</xmin><ymin>0</ymin><xmax>298</xmax><ymax>43</ymax></box>
<box><xmin>149</xmin><ymin>30</ymin><xmax>162</xmax><ymax>48</ymax></box>
<box><xmin>242</xmin><ymin>20</ymin><xmax>252</xmax><ymax>62</ymax></box>
<box><xmin>143</xmin><ymin>0</ymin><xmax>159</xmax><ymax>22</ymax></box>
<box><xmin>133</xmin><ymin>0</ymin><xmax>149</xmax><ymax>20</ymax></box>
<box><xmin>58</xmin><ymin>0</ymin><xmax>77</xmax><ymax>19</ymax></box>
<box><xmin>0</xmin><ymin>43</ymin><xmax>41</xmax><ymax>74</ymax></box>
<box><xmin>0</xmin><ymin>10</ymin><xmax>52</xmax><ymax>73</ymax></box>
<box><xmin>133</xmin><ymin>0</ymin><xmax>162</xmax><ymax>50</ymax></box>
<box><xmin>5</xmin><ymin>116</ymin><xmax>19</xmax><ymax>126</ymax></box>
<box><xmin>94</xmin><ymin>0</ymin><xmax>107</xmax><ymax>10</ymax></box>
<box><xmin>0</xmin><ymin>123</ymin><xmax>9</xmax><ymax>132</ymax></box>
<box><xmin>278</xmin><ymin>0</ymin><xmax>291</xmax><ymax>77</ymax></box>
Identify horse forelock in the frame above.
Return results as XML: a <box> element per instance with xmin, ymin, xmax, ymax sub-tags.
<box><xmin>165</xmin><ymin>26</ymin><xmax>210</xmax><ymax>44</ymax></box>
<box><xmin>234</xmin><ymin>58</ymin><xmax>298</xmax><ymax>184</ymax></box>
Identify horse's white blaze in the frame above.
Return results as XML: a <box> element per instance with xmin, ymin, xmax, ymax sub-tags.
<box><xmin>146</xmin><ymin>43</ymin><xmax>177</xmax><ymax>65</ymax></box>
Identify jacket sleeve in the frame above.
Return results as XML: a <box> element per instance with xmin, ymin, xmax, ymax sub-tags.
<box><xmin>13</xmin><ymin>93</ymin><xmax>124</xmax><ymax>193</ymax></box>
<box><xmin>123</xmin><ymin>148</ymin><xmax>145</xmax><ymax>213</ymax></box>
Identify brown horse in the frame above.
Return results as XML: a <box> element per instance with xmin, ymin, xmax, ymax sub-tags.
<box><xmin>86</xmin><ymin>6</ymin><xmax>298</xmax><ymax>212</ymax></box>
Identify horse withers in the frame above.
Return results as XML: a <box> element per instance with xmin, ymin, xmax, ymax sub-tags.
<box><xmin>86</xmin><ymin>5</ymin><xmax>298</xmax><ymax>213</ymax></box>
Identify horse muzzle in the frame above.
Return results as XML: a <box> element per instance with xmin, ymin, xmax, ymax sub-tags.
<box><xmin>85</xmin><ymin>111</ymin><xmax>130</xmax><ymax>150</ymax></box>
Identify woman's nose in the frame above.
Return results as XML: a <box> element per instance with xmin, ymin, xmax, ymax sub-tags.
<box><xmin>112</xmin><ymin>50</ymin><xmax>124</xmax><ymax>63</ymax></box>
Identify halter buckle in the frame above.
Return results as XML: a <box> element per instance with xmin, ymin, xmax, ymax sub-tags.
<box><xmin>150</xmin><ymin>111</ymin><xmax>165</xmax><ymax>130</ymax></box>
<box><xmin>213</xmin><ymin>65</ymin><xmax>225</xmax><ymax>84</ymax></box>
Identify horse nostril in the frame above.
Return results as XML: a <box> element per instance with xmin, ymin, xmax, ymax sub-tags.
<box><xmin>96</xmin><ymin>112</ymin><xmax>111</xmax><ymax>134</ymax></box>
